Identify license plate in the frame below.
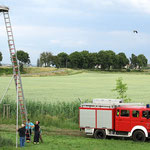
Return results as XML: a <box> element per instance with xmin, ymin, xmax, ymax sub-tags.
<box><xmin>85</xmin><ymin>128</ymin><xmax>94</xmax><ymax>134</ymax></box>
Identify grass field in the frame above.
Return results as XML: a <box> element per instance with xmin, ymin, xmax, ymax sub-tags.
<box><xmin>0</xmin><ymin>71</ymin><xmax>150</xmax><ymax>103</ymax></box>
<box><xmin>1</xmin><ymin>130</ymin><xmax>150</xmax><ymax>150</ymax></box>
<box><xmin>1</xmin><ymin>70</ymin><xmax>150</xmax><ymax>149</ymax></box>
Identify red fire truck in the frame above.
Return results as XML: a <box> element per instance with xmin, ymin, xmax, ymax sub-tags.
<box><xmin>79</xmin><ymin>99</ymin><xmax>150</xmax><ymax>142</ymax></box>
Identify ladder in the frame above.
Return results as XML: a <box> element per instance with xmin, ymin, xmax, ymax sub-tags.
<box><xmin>0</xmin><ymin>6</ymin><xmax>28</xmax><ymax>124</ymax></box>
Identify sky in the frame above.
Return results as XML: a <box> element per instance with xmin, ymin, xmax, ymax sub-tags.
<box><xmin>0</xmin><ymin>0</ymin><xmax>150</xmax><ymax>65</ymax></box>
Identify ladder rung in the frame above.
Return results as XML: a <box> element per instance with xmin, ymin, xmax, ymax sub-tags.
<box><xmin>6</xmin><ymin>22</ymin><xmax>10</xmax><ymax>24</ymax></box>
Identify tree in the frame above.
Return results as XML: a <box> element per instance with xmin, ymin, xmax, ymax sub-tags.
<box><xmin>0</xmin><ymin>52</ymin><xmax>2</xmax><ymax>66</ymax></box>
<box><xmin>80</xmin><ymin>50</ymin><xmax>90</xmax><ymax>69</ymax></box>
<box><xmin>57</xmin><ymin>52</ymin><xmax>68</xmax><ymax>68</ymax></box>
<box><xmin>97</xmin><ymin>50</ymin><xmax>117</xmax><ymax>70</ymax></box>
<box><xmin>37</xmin><ymin>59</ymin><xmax>40</xmax><ymax>67</ymax></box>
<box><xmin>130</xmin><ymin>54</ymin><xmax>138</xmax><ymax>69</ymax></box>
<box><xmin>88</xmin><ymin>52</ymin><xmax>98</xmax><ymax>69</ymax></box>
<box><xmin>69</xmin><ymin>51</ymin><xmax>83</xmax><ymax>68</ymax></box>
<box><xmin>112</xmin><ymin>77</ymin><xmax>131</xmax><ymax>102</ymax></box>
<box><xmin>117</xmin><ymin>53</ymin><xmax>129</xmax><ymax>69</ymax></box>
<box><xmin>40</xmin><ymin>52</ymin><xmax>53</xmax><ymax>67</ymax></box>
<box><xmin>97</xmin><ymin>50</ymin><xmax>108</xmax><ymax>70</ymax></box>
<box><xmin>106</xmin><ymin>50</ymin><xmax>117</xmax><ymax>69</ymax></box>
<box><xmin>52</xmin><ymin>55</ymin><xmax>60</xmax><ymax>68</ymax></box>
<box><xmin>17</xmin><ymin>50</ymin><xmax>30</xmax><ymax>71</ymax></box>
<box><xmin>137</xmin><ymin>54</ymin><xmax>148</xmax><ymax>69</ymax></box>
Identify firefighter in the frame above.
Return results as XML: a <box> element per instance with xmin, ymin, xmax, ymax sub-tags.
<box><xmin>144</xmin><ymin>111</ymin><xmax>150</xmax><ymax>119</ymax></box>
<box><xmin>136</xmin><ymin>111</ymin><xmax>139</xmax><ymax>117</ymax></box>
<box><xmin>33</xmin><ymin>121</ymin><xmax>40</xmax><ymax>144</ymax></box>
<box><xmin>38</xmin><ymin>121</ymin><xmax>43</xmax><ymax>143</ymax></box>
<box><xmin>26</xmin><ymin>119</ymin><xmax>34</xmax><ymax>143</ymax></box>
<box><xmin>18</xmin><ymin>124</ymin><xmax>26</xmax><ymax>147</ymax></box>
<box><xmin>117</xmin><ymin>110</ymin><xmax>119</xmax><ymax>116</ymax></box>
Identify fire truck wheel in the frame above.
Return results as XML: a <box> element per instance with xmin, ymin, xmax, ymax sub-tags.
<box><xmin>94</xmin><ymin>130</ymin><xmax>106</xmax><ymax>139</ymax></box>
<box><xmin>132</xmin><ymin>130</ymin><xmax>146</xmax><ymax>142</ymax></box>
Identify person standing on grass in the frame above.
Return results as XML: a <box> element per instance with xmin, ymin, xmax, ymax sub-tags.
<box><xmin>38</xmin><ymin>121</ymin><xmax>43</xmax><ymax>143</ymax></box>
<box><xmin>26</xmin><ymin>119</ymin><xmax>34</xmax><ymax>143</ymax></box>
<box><xmin>18</xmin><ymin>124</ymin><xmax>26</xmax><ymax>148</ymax></box>
<box><xmin>34</xmin><ymin>121</ymin><xmax>40</xmax><ymax>144</ymax></box>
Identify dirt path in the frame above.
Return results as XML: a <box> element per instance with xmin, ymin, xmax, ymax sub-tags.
<box><xmin>0</xmin><ymin>124</ymin><xmax>86</xmax><ymax>137</ymax></box>
<box><xmin>22</xmin><ymin>69</ymin><xmax>66</xmax><ymax>77</ymax></box>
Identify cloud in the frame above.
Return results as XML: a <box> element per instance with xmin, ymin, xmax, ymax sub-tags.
<box><xmin>0</xmin><ymin>24</ymin><xmax>88</xmax><ymax>51</ymax></box>
<box><xmin>29</xmin><ymin>0</ymin><xmax>150</xmax><ymax>15</ymax></box>
<box><xmin>1</xmin><ymin>0</ymin><xmax>150</xmax><ymax>64</ymax></box>
<box><xmin>1</xmin><ymin>24</ymin><xmax>150</xmax><ymax>64</ymax></box>
<box><xmin>114</xmin><ymin>0</ymin><xmax>150</xmax><ymax>14</ymax></box>
<box><xmin>50</xmin><ymin>40</ymin><xmax>60</xmax><ymax>44</ymax></box>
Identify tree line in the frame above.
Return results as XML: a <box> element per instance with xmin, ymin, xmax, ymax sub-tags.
<box><xmin>0</xmin><ymin>52</ymin><xmax>2</xmax><ymax>66</ymax></box>
<box><xmin>37</xmin><ymin>50</ymin><xmax>148</xmax><ymax>70</ymax></box>
<box><xmin>0</xmin><ymin>50</ymin><xmax>148</xmax><ymax>70</ymax></box>
<box><xmin>0</xmin><ymin>50</ymin><xmax>30</xmax><ymax>70</ymax></box>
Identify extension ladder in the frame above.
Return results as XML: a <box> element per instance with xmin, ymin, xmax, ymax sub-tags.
<box><xmin>0</xmin><ymin>7</ymin><xmax>28</xmax><ymax>125</ymax></box>
<box><xmin>0</xmin><ymin>6</ymin><xmax>31</xmax><ymax>144</ymax></box>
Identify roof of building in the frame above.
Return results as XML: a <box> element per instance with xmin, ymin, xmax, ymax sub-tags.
<box><xmin>0</xmin><ymin>6</ymin><xmax>9</xmax><ymax>12</ymax></box>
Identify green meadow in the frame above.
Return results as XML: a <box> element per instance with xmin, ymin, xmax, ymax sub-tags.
<box><xmin>1</xmin><ymin>130</ymin><xmax>150</xmax><ymax>150</ymax></box>
<box><xmin>1</xmin><ymin>71</ymin><xmax>150</xmax><ymax>149</ymax></box>
<box><xmin>0</xmin><ymin>72</ymin><xmax>150</xmax><ymax>103</ymax></box>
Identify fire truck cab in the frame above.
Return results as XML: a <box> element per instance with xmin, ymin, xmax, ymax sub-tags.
<box><xmin>79</xmin><ymin>99</ymin><xmax>150</xmax><ymax>142</ymax></box>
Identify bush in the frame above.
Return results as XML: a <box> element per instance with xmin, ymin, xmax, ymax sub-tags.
<box><xmin>0</xmin><ymin>98</ymin><xmax>81</xmax><ymax>129</ymax></box>
<box><xmin>0</xmin><ymin>136</ymin><xmax>14</xmax><ymax>147</ymax></box>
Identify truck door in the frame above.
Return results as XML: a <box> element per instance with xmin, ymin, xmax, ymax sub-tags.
<box><xmin>131</xmin><ymin>110</ymin><xmax>140</xmax><ymax>129</ymax></box>
<box><xmin>140</xmin><ymin>110</ymin><xmax>150</xmax><ymax>131</ymax></box>
<box><xmin>115</xmin><ymin>109</ymin><xmax>131</xmax><ymax>132</ymax></box>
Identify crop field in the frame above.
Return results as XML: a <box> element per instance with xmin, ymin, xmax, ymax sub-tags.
<box><xmin>1</xmin><ymin>71</ymin><xmax>150</xmax><ymax>149</ymax></box>
<box><xmin>0</xmin><ymin>72</ymin><xmax>150</xmax><ymax>103</ymax></box>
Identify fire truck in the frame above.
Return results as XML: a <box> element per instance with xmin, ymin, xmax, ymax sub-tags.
<box><xmin>79</xmin><ymin>99</ymin><xmax>150</xmax><ymax>142</ymax></box>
